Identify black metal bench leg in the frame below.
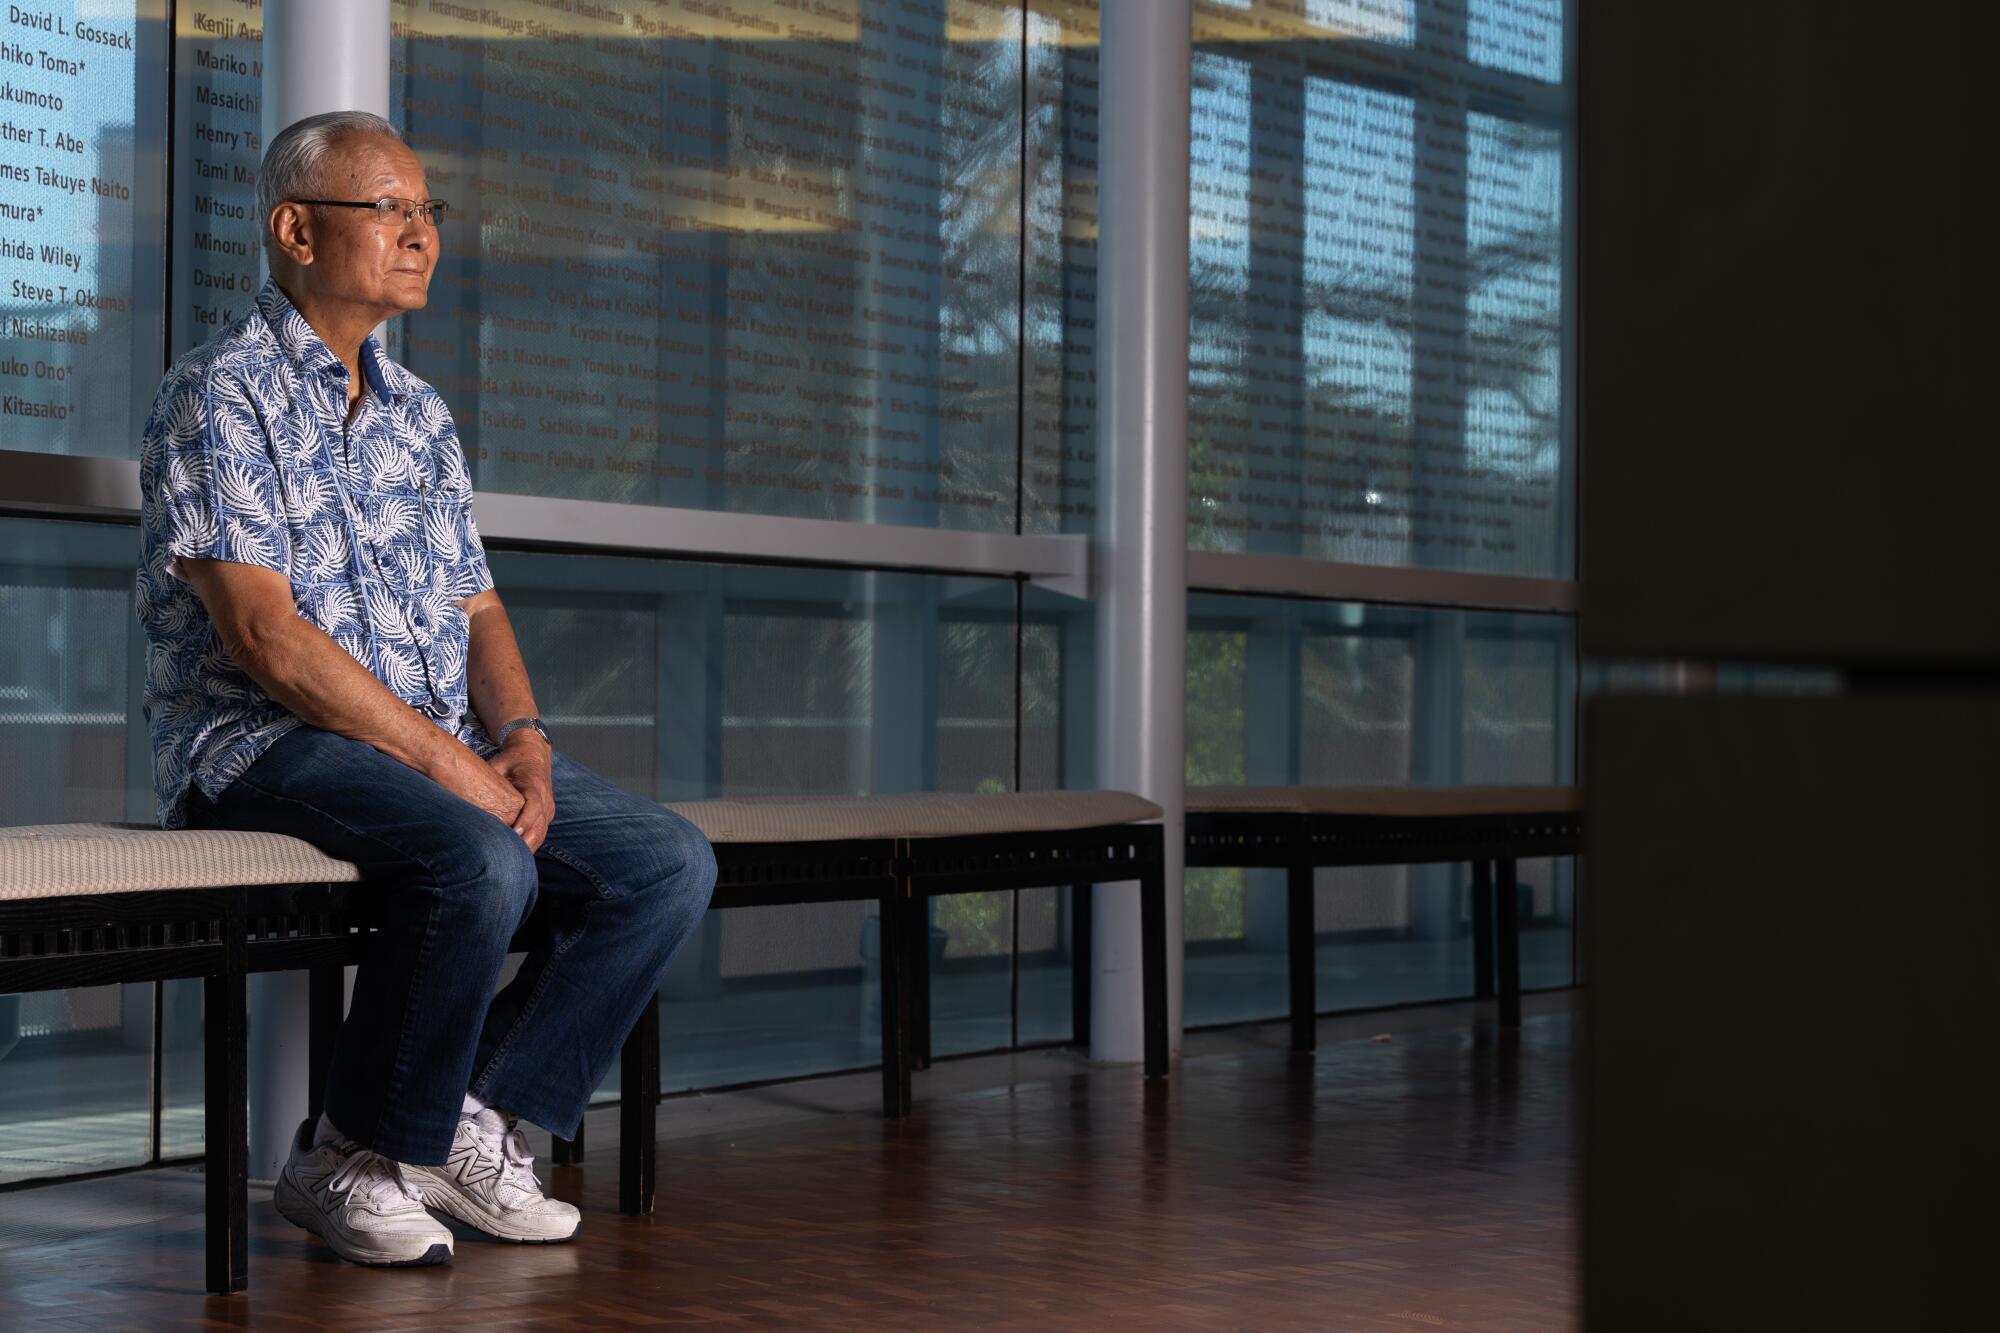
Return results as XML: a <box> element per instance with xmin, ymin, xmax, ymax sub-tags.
<box><xmin>1472</xmin><ymin>858</ymin><xmax>1495</xmax><ymax>1001</ymax></box>
<box><xmin>1496</xmin><ymin>858</ymin><xmax>1521</xmax><ymax>1028</ymax></box>
<box><xmin>1140</xmin><ymin>855</ymin><xmax>1168</xmax><ymax>1079</ymax></box>
<box><xmin>306</xmin><ymin>963</ymin><xmax>343</xmax><ymax>1123</ymax></box>
<box><xmin>552</xmin><ymin>1122</ymin><xmax>584</xmax><ymax>1167</ymax></box>
<box><xmin>205</xmin><ymin>892</ymin><xmax>249</xmax><ymax>1295</ymax></box>
<box><xmin>880</xmin><ymin>884</ymin><xmax>913</xmax><ymax>1117</ymax></box>
<box><xmin>910</xmin><ymin>894</ymin><xmax>932</xmax><ymax>1072</ymax></box>
<box><xmin>1287</xmin><ymin>860</ymin><xmax>1316</xmax><ymax>1053</ymax></box>
<box><xmin>618</xmin><ymin>992</ymin><xmax>659</xmax><ymax>1215</ymax></box>
<box><xmin>1070</xmin><ymin>881</ymin><xmax>1092</xmax><ymax>1050</ymax></box>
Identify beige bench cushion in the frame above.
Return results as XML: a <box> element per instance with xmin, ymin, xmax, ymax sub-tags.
<box><xmin>0</xmin><ymin>791</ymin><xmax>1162</xmax><ymax>902</ymax></box>
<box><xmin>665</xmin><ymin>790</ymin><xmax>1162</xmax><ymax>844</ymax></box>
<box><xmin>1186</xmin><ymin>784</ymin><xmax>1581</xmax><ymax>818</ymax></box>
<box><xmin>0</xmin><ymin>822</ymin><xmax>363</xmax><ymax>903</ymax></box>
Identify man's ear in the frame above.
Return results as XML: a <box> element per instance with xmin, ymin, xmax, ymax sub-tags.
<box><xmin>268</xmin><ymin>201</ymin><xmax>316</xmax><ymax>268</ymax></box>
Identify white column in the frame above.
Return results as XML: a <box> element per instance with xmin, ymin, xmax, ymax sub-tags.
<box><xmin>246</xmin><ymin>0</ymin><xmax>390</xmax><ymax>1183</ymax></box>
<box><xmin>1091</xmin><ymin>0</ymin><xmax>1191</xmax><ymax>1063</ymax></box>
<box><xmin>263</xmin><ymin>1</ymin><xmax>391</xmax><ymax>149</ymax></box>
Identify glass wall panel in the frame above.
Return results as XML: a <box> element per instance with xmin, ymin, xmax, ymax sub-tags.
<box><xmin>387</xmin><ymin>2</ymin><xmax>1024</xmax><ymax>530</ymax></box>
<box><xmin>0</xmin><ymin>982</ymin><xmax>154</xmax><ymax>1185</ymax></box>
<box><xmin>0</xmin><ymin>518</ymin><xmax>144</xmax><ymax>823</ymax></box>
<box><xmin>0</xmin><ymin>518</ymin><xmax>154</xmax><ymax>1183</ymax></box>
<box><xmin>485</xmin><ymin>551</ymin><xmax>1031</xmax><ymax>1088</ymax></box>
<box><xmin>0</xmin><ymin>1</ymin><xmax>167</xmax><ymax>458</ymax></box>
<box><xmin>929</xmin><ymin>589</ymin><xmax>1018</xmax><ymax>1055</ymax></box>
<box><xmin>1470</xmin><ymin>0</ymin><xmax>1563</xmax><ymax>83</ymax></box>
<box><xmin>1176</xmin><ymin>0</ymin><xmax>1572</xmax><ymax>575</ymax></box>
<box><xmin>1022</xmin><ymin>0</ymin><xmax>1098</xmax><ymax>535</ymax></box>
<box><xmin>158</xmin><ymin>977</ymin><xmax>203</xmax><ymax>1157</ymax></box>
<box><xmin>1012</xmin><ymin>884</ymin><xmax>1067</xmax><ymax>1044</ymax></box>
<box><xmin>170</xmin><ymin>0</ymin><xmax>261</xmax><ymax>358</ymax></box>
<box><xmin>1021</xmin><ymin>0</ymin><xmax>1575</xmax><ymax>567</ymax></box>
<box><xmin>1183</xmin><ymin>590</ymin><xmax>1575</xmax><ymax>1024</ymax></box>
<box><xmin>1014</xmin><ymin>583</ymin><xmax>1095</xmax><ymax>1041</ymax></box>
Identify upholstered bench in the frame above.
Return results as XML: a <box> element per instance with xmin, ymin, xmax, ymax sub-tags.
<box><xmin>1184</xmin><ymin>785</ymin><xmax>1582</xmax><ymax>1045</ymax></box>
<box><xmin>1</xmin><ymin>790</ymin><xmax>1165</xmax><ymax>1294</ymax></box>
<box><xmin>666</xmin><ymin>788</ymin><xmax>1168</xmax><ymax>1108</ymax></box>
<box><xmin>0</xmin><ymin>822</ymin><xmax>366</xmax><ymax>1293</ymax></box>
<box><xmin>545</xmin><ymin>791</ymin><xmax>1169</xmax><ymax>1185</ymax></box>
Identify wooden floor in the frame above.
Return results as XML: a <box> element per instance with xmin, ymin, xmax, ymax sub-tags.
<box><xmin>0</xmin><ymin>993</ymin><xmax>1577</xmax><ymax>1331</ymax></box>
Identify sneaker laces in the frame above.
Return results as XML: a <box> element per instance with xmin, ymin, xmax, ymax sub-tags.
<box><xmin>469</xmin><ymin>1109</ymin><xmax>545</xmax><ymax>1200</ymax></box>
<box><xmin>327</xmin><ymin>1147</ymin><xmax>424</xmax><ymax>1210</ymax></box>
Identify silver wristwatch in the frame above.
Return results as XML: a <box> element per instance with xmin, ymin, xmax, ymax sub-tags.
<box><xmin>494</xmin><ymin>716</ymin><xmax>552</xmax><ymax>748</ymax></box>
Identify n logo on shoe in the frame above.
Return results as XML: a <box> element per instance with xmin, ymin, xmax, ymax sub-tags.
<box><xmin>445</xmin><ymin>1142</ymin><xmax>502</xmax><ymax>1187</ymax></box>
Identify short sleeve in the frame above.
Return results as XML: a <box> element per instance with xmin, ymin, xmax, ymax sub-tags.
<box><xmin>429</xmin><ymin>401</ymin><xmax>493</xmax><ymax>600</ymax></box>
<box><xmin>144</xmin><ymin>370</ymin><xmax>290</xmax><ymax>581</ymax></box>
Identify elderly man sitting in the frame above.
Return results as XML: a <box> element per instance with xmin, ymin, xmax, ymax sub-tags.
<box><xmin>136</xmin><ymin>111</ymin><xmax>716</xmax><ymax>1267</ymax></box>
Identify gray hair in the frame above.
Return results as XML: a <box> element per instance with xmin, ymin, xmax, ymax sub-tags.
<box><xmin>256</xmin><ymin>111</ymin><xmax>402</xmax><ymax>262</ymax></box>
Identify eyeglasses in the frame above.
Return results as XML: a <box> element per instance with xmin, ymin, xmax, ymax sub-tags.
<box><xmin>293</xmin><ymin>197</ymin><xmax>450</xmax><ymax>226</ymax></box>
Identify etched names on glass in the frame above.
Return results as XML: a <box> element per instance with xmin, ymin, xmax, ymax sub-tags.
<box><xmin>0</xmin><ymin>1</ymin><xmax>164</xmax><ymax>456</ymax></box>
<box><xmin>171</xmin><ymin>0</ymin><xmax>262</xmax><ymax>356</ymax></box>
<box><xmin>1176</xmin><ymin>0</ymin><xmax>1570</xmax><ymax>577</ymax></box>
<box><xmin>389</xmin><ymin>0</ymin><xmax>1022</xmax><ymax>530</ymax></box>
<box><xmin>1022</xmin><ymin>0</ymin><xmax>1097</xmax><ymax>534</ymax></box>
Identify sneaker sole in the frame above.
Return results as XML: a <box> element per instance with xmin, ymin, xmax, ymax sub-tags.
<box><xmin>418</xmin><ymin>1180</ymin><xmax>581</xmax><ymax>1245</ymax></box>
<box><xmin>274</xmin><ymin>1174</ymin><xmax>455</xmax><ymax>1267</ymax></box>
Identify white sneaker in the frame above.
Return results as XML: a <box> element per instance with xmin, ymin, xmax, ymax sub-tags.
<box><xmin>405</xmin><ymin>1108</ymin><xmax>581</xmax><ymax>1244</ymax></box>
<box><xmin>272</xmin><ymin>1118</ymin><xmax>454</xmax><ymax>1266</ymax></box>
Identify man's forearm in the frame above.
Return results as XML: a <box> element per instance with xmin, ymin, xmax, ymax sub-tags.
<box><xmin>230</xmin><ymin>613</ymin><xmax>468</xmax><ymax>777</ymax></box>
<box><xmin>464</xmin><ymin>596</ymin><xmax>542</xmax><ymax>745</ymax></box>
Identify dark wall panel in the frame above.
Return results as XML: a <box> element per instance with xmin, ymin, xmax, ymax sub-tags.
<box><xmin>1583</xmin><ymin>694</ymin><xmax>1995</xmax><ymax>1328</ymax></box>
<box><xmin>1579</xmin><ymin>2</ymin><xmax>1996</xmax><ymax>664</ymax></box>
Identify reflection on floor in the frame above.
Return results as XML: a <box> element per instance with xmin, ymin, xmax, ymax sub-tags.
<box><xmin>0</xmin><ymin>993</ymin><xmax>1579</xmax><ymax>1330</ymax></box>
<box><xmin>0</xmin><ymin>927</ymin><xmax>1572</xmax><ymax>1187</ymax></box>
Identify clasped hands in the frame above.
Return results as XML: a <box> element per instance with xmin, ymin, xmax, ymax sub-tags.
<box><xmin>433</xmin><ymin>730</ymin><xmax>555</xmax><ymax>851</ymax></box>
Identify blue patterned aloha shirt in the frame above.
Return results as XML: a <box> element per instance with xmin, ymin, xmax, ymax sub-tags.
<box><xmin>137</xmin><ymin>279</ymin><xmax>493</xmax><ymax>829</ymax></box>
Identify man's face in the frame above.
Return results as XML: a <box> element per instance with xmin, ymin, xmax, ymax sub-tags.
<box><xmin>290</xmin><ymin>132</ymin><xmax>438</xmax><ymax>318</ymax></box>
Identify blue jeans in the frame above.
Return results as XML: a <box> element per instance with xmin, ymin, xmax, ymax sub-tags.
<box><xmin>186</xmin><ymin>726</ymin><xmax>717</xmax><ymax>1165</ymax></box>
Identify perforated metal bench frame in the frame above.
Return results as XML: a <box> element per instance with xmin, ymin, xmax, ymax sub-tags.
<box><xmin>1184</xmin><ymin>805</ymin><xmax>1581</xmax><ymax>1047</ymax></box>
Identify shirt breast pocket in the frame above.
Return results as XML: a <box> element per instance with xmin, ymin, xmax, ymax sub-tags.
<box><xmin>419</xmin><ymin>473</ymin><xmax>475</xmax><ymax>596</ymax></box>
